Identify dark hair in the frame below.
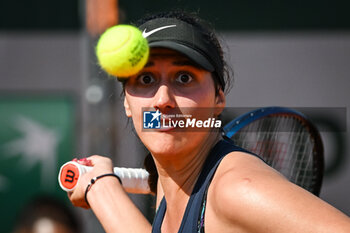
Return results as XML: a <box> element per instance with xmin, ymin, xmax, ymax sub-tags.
<box><xmin>133</xmin><ymin>10</ymin><xmax>233</xmax><ymax>194</ymax></box>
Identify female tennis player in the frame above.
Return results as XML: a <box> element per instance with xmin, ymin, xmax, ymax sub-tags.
<box><xmin>67</xmin><ymin>11</ymin><xmax>350</xmax><ymax>233</ymax></box>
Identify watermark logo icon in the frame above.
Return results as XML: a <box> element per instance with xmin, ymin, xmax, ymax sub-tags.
<box><xmin>143</xmin><ymin>110</ymin><xmax>161</xmax><ymax>129</ymax></box>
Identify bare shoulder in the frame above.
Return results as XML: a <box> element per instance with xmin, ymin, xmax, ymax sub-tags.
<box><xmin>210</xmin><ymin>151</ymin><xmax>286</xmax><ymax>196</ymax></box>
<box><xmin>205</xmin><ymin>151</ymin><xmax>350</xmax><ymax>233</ymax></box>
<box><xmin>208</xmin><ymin>151</ymin><xmax>286</xmax><ymax>219</ymax></box>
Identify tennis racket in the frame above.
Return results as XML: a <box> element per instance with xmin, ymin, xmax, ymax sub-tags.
<box><xmin>223</xmin><ymin>107</ymin><xmax>324</xmax><ymax>196</ymax></box>
<box><xmin>58</xmin><ymin>161</ymin><xmax>150</xmax><ymax>194</ymax></box>
<box><xmin>59</xmin><ymin>107</ymin><xmax>324</xmax><ymax>196</ymax></box>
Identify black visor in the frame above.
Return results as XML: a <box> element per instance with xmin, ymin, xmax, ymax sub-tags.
<box><xmin>139</xmin><ymin>18</ymin><xmax>225</xmax><ymax>90</ymax></box>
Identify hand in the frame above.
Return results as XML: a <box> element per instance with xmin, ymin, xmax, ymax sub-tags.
<box><xmin>67</xmin><ymin>155</ymin><xmax>114</xmax><ymax>209</ymax></box>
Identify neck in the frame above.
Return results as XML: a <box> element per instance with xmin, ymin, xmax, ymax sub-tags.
<box><xmin>154</xmin><ymin>131</ymin><xmax>221</xmax><ymax>199</ymax></box>
<box><xmin>153</xmin><ymin>131</ymin><xmax>221</xmax><ymax>233</ymax></box>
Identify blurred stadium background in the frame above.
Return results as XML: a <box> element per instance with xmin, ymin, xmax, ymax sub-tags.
<box><xmin>0</xmin><ymin>0</ymin><xmax>349</xmax><ymax>232</ymax></box>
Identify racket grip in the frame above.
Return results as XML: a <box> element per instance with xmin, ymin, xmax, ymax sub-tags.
<box><xmin>58</xmin><ymin>161</ymin><xmax>151</xmax><ymax>194</ymax></box>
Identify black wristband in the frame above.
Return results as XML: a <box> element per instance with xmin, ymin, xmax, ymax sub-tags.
<box><xmin>84</xmin><ymin>173</ymin><xmax>122</xmax><ymax>207</ymax></box>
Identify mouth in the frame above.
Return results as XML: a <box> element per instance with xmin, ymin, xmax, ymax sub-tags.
<box><xmin>158</xmin><ymin>115</ymin><xmax>189</xmax><ymax>132</ymax></box>
<box><xmin>159</xmin><ymin>117</ymin><xmax>176</xmax><ymax>132</ymax></box>
<box><xmin>159</xmin><ymin>126</ymin><xmax>176</xmax><ymax>132</ymax></box>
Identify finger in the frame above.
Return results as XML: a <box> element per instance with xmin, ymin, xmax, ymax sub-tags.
<box><xmin>86</xmin><ymin>155</ymin><xmax>104</xmax><ymax>165</ymax></box>
<box><xmin>86</xmin><ymin>155</ymin><xmax>112</xmax><ymax>168</ymax></box>
<box><xmin>77</xmin><ymin>157</ymin><xmax>93</xmax><ymax>166</ymax></box>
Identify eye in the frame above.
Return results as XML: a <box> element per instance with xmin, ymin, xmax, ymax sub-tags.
<box><xmin>176</xmin><ymin>73</ymin><xmax>193</xmax><ymax>84</ymax></box>
<box><xmin>138</xmin><ymin>74</ymin><xmax>155</xmax><ymax>85</ymax></box>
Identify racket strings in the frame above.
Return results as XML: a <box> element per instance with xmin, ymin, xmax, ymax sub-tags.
<box><xmin>231</xmin><ymin>115</ymin><xmax>318</xmax><ymax>193</ymax></box>
<box><xmin>290</xmin><ymin>122</ymin><xmax>313</xmax><ymax>188</ymax></box>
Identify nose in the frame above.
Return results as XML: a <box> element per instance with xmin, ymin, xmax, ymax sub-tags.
<box><xmin>153</xmin><ymin>84</ymin><xmax>176</xmax><ymax>111</ymax></box>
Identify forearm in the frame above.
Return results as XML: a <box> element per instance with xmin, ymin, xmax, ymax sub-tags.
<box><xmin>87</xmin><ymin>176</ymin><xmax>152</xmax><ymax>233</ymax></box>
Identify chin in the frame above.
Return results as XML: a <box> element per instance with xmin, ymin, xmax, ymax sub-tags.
<box><xmin>141</xmin><ymin>132</ymin><xmax>187</xmax><ymax>155</ymax></box>
<box><xmin>142</xmin><ymin>130</ymin><xmax>210</xmax><ymax>158</ymax></box>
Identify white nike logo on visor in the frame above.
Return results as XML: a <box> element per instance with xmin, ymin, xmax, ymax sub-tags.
<box><xmin>142</xmin><ymin>25</ymin><xmax>177</xmax><ymax>38</ymax></box>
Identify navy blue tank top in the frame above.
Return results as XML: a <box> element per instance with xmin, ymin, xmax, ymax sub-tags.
<box><xmin>152</xmin><ymin>138</ymin><xmax>256</xmax><ymax>233</ymax></box>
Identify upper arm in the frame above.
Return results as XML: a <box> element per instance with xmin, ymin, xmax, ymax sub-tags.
<box><xmin>208</xmin><ymin>152</ymin><xmax>350</xmax><ymax>233</ymax></box>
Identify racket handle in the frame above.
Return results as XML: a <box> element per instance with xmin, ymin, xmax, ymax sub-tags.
<box><xmin>58</xmin><ymin>161</ymin><xmax>151</xmax><ymax>194</ymax></box>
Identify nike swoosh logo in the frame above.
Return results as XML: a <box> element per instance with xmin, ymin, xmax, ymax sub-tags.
<box><xmin>142</xmin><ymin>25</ymin><xmax>176</xmax><ymax>38</ymax></box>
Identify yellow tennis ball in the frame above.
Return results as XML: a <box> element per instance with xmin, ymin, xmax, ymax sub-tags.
<box><xmin>96</xmin><ymin>25</ymin><xmax>149</xmax><ymax>78</ymax></box>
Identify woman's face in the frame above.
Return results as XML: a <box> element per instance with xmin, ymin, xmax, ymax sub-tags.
<box><xmin>124</xmin><ymin>48</ymin><xmax>225</xmax><ymax>157</ymax></box>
